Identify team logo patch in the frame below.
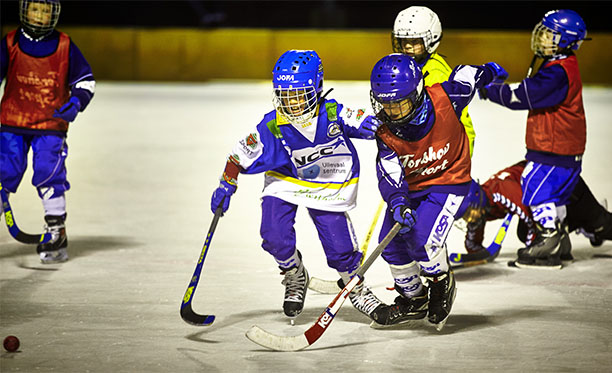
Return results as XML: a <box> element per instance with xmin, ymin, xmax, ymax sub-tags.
<box><xmin>327</xmin><ymin>123</ymin><xmax>341</xmax><ymax>137</ymax></box>
<box><xmin>356</xmin><ymin>109</ymin><xmax>365</xmax><ymax>120</ymax></box>
<box><xmin>245</xmin><ymin>133</ymin><xmax>258</xmax><ymax>148</ymax></box>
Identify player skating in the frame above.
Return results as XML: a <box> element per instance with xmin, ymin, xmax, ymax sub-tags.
<box><xmin>461</xmin><ymin>161</ymin><xmax>611</xmax><ymax>267</ymax></box>
<box><xmin>1</xmin><ymin>0</ymin><xmax>95</xmax><ymax>263</ymax></box>
<box><xmin>209</xmin><ymin>50</ymin><xmax>385</xmax><ymax>322</ymax></box>
<box><xmin>367</xmin><ymin>54</ymin><xmax>508</xmax><ymax>329</ymax></box>
<box><xmin>392</xmin><ymin>6</ymin><xmax>477</xmax><ymax>156</ymax></box>
<box><xmin>480</xmin><ymin>9</ymin><xmax>589</xmax><ymax>269</ymax></box>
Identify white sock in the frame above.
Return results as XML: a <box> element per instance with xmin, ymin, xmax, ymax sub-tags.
<box><xmin>42</xmin><ymin>195</ymin><xmax>66</xmax><ymax>217</ymax></box>
<box><xmin>390</xmin><ymin>262</ymin><xmax>423</xmax><ymax>298</ymax></box>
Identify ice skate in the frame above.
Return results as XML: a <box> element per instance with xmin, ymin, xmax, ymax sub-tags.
<box><xmin>514</xmin><ymin>224</ymin><xmax>565</xmax><ymax>269</ymax></box>
<box><xmin>37</xmin><ymin>215</ymin><xmax>68</xmax><ymax>264</ymax></box>
<box><xmin>370</xmin><ymin>286</ymin><xmax>428</xmax><ymax>329</ymax></box>
<box><xmin>281</xmin><ymin>262</ymin><xmax>309</xmax><ymax>318</ymax></box>
<box><xmin>424</xmin><ymin>271</ymin><xmax>456</xmax><ymax>331</ymax></box>
<box><xmin>337</xmin><ymin>278</ymin><xmax>385</xmax><ymax>320</ymax></box>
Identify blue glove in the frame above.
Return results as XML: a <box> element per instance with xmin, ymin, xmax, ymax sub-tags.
<box><xmin>358</xmin><ymin>115</ymin><xmax>381</xmax><ymax>139</ymax></box>
<box><xmin>390</xmin><ymin>197</ymin><xmax>417</xmax><ymax>234</ymax></box>
<box><xmin>484</xmin><ymin>62</ymin><xmax>508</xmax><ymax>83</ymax></box>
<box><xmin>210</xmin><ymin>180</ymin><xmax>237</xmax><ymax>215</ymax></box>
<box><xmin>53</xmin><ymin>96</ymin><xmax>81</xmax><ymax>122</ymax></box>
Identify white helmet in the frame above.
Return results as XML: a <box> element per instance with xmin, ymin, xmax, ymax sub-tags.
<box><xmin>392</xmin><ymin>6</ymin><xmax>442</xmax><ymax>55</ymax></box>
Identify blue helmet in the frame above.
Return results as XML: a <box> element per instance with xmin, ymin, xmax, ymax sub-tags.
<box><xmin>370</xmin><ymin>54</ymin><xmax>426</xmax><ymax>128</ymax></box>
<box><xmin>272</xmin><ymin>50</ymin><xmax>324</xmax><ymax>125</ymax></box>
<box><xmin>20</xmin><ymin>0</ymin><xmax>61</xmax><ymax>38</ymax></box>
<box><xmin>531</xmin><ymin>9</ymin><xmax>587</xmax><ymax>57</ymax></box>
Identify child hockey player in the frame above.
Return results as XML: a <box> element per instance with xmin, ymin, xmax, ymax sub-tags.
<box><xmin>0</xmin><ymin>0</ymin><xmax>95</xmax><ymax>263</ymax></box>
<box><xmin>480</xmin><ymin>9</ymin><xmax>589</xmax><ymax>269</ymax></box>
<box><xmin>392</xmin><ymin>6</ymin><xmax>476</xmax><ymax>156</ymax></box>
<box><xmin>210</xmin><ymin>50</ymin><xmax>384</xmax><ymax>321</ymax></box>
<box><xmin>461</xmin><ymin>161</ymin><xmax>611</xmax><ymax>268</ymax></box>
<box><xmin>368</xmin><ymin>54</ymin><xmax>507</xmax><ymax>329</ymax></box>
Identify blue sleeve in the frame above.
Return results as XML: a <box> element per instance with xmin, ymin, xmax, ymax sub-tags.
<box><xmin>68</xmin><ymin>40</ymin><xmax>95</xmax><ymax>111</ymax></box>
<box><xmin>1</xmin><ymin>36</ymin><xmax>8</xmax><ymax>83</ymax></box>
<box><xmin>440</xmin><ymin>64</ymin><xmax>496</xmax><ymax>117</ymax></box>
<box><xmin>375</xmin><ymin>137</ymin><xmax>410</xmax><ymax>203</ymax></box>
<box><xmin>485</xmin><ymin>64</ymin><xmax>568</xmax><ymax>110</ymax></box>
<box><xmin>240</xmin><ymin>121</ymin><xmax>292</xmax><ymax>175</ymax></box>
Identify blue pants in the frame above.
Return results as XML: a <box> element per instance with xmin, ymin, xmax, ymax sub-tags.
<box><xmin>0</xmin><ymin>132</ymin><xmax>70</xmax><ymax>199</ymax></box>
<box><xmin>260</xmin><ymin>196</ymin><xmax>361</xmax><ymax>273</ymax></box>
<box><xmin>379</xmin><ymin>192</ymin><xmax>464</xmax><ymax>269</ymax></box>
<box><xmin>521</xmin><ymin>162</ymin><xmax>581</xmax><ymax>207</ymax></box>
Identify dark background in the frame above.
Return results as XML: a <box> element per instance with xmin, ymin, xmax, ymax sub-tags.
<box><xmin>1</xmin><ymin>0</ymin><xmax>611</xmax><ymax>31</ymax></box>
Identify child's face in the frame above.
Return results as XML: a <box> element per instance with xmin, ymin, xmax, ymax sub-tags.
<box><xmin>27</xmin><ymin>2</ymin><xmax>53</xmax><ymax>28</ymax></box>
<box><xmin>400</xmin><ymin>38</ymin><xmax>426</xmax><ymax>59</ymax></box>
<box><xmin>382</xmin><ymin>98</ymin><xmax>414</xmax><ymax>121</ymax></box>
<box><xmin>538</xmin><ymin>29</ymin><xmax>557</xmax><ymax>55</ymax></box>
<box><xmin>280</xmin><ymin>89</ymin><xmax>308</xmax><ymax>116</ymax></box>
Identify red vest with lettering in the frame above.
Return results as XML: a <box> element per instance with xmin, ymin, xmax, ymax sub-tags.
<box><xmin>1</xmin><ymin>30</ymin><xmax>71</xmax><ymax>132</ymax></box>
<box><xmin>378</xmin><ymin>84</ymin><xmax>472</xmax><ymax>191</ymax></box>
<box><xmin>525</xmin><ymin>55</ymin><xmax>586</xmax><ymax>156</ymax></box>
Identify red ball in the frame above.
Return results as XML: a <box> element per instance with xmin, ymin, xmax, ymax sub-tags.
<box><xmin>3</xmin><ymin>335</ymin><xmax>20</xmax><ymax>352</ymax></box>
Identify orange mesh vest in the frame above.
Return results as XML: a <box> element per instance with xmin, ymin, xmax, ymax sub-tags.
<box><xmin>525</xmin><ymin>55</ymin><xmax>586</xmax><ymax>156</ymax></box>
<box><xmin>1</xmin><ymin>30</ymin><xmax>71</xmax><ymax>132</ymax></box>
<box><xmin>378</xmin><ymin>84</ymin><xmax>472</xmax><ymax>191</ymax></box>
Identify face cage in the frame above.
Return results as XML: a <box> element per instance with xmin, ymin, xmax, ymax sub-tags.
<box><xmin>462</xmin><ymin>206</ymin><xmax>487</xmax><ymax>224</ymax></box>
<box><xmin>531</xmin><ymin>22</ymin><xmax>562</xmax><ymax>57</ymax></box>
<box><xmin>370</xmin><ymin>90</ymin><xmax>422</xmax><ymax>128</ymax></box>
<box><xmin>20</xmin><ymin>0</ymin><xmax>61</xmax><ymax>38</ymax></box>
<box><xmin>273</xmin><ymin>87</ymin><xmax>319</xmax><ymax>125</ymax></box>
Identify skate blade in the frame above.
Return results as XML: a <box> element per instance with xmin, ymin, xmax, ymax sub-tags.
<box><xmin>512</xmin><ymin>261</ymin><xmax>562</xmax><ymax>270</ymax></box>
<box><xmin>369</xmin><ymin>318</ymin><xmax>424</xmax><ymax>330</ymax></box>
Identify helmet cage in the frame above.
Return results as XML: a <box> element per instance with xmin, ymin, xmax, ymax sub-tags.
<box><xmin>20</xmin><ymin>0</ymin><xmax>61</xmax><ymax>38</ymax></box>
<box><xmin>370</xmin><ymin>88</ymin><xmax>424</xmax><ymax>128</ymax></box>
<box><xmin>273</xmin><ymin>86</ymin><xmax>319</xmax><ymax>125</ymax></box>
<box><xmin>531</xmin><ymin>10</ymin><xmax>587</xmax><ymax>57</ymax></box>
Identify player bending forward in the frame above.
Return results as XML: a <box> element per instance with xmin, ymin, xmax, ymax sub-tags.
<box><xmin>210</xmin><ymin>50</ymin><xmax>385</xmax><ymax>321</ymax></box>
<box><xmin>461</xmin><ymin>161</ymin><xmax>611</xmax><ymax>267</ymax></box>
<box><xmin>367</xmin><ymin>54</ymin><xmax>508</xmax><ymax>329</ymax></box>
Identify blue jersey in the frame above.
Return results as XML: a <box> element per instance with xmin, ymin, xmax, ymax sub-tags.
<box><xmin>227</xmin><ymin>99</ymin><xmax>372</xmax><ymax>212</ymax></box>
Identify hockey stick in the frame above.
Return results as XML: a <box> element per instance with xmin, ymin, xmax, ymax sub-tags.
<box><xmin>449</xmin><ymin>212</ymin><xmax>513</xmax><ymax>267</ymax></box>
<box><xmin>245</xmin><ymin>222</ymin><xmax>401</xmax><ymax>351</ymax></box>
<box><xmin>308</xmin><ymin>199</ymin><xmax>385</xmax><ymax>294</ymax></box>
<box><xmin>0</xmin><ymin>182</ymin><xmax>52</xmax><ymax>244</ymax></box>
<box><xmin>180</xmin><ymin>204</ymin><xmax>223</xmax><ymax>326</ymax></box>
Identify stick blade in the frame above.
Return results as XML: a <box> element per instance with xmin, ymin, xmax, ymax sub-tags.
<box><xmin>308</xmin><ymin>277</ymin><xmax>340</xmax><ymax>294</ymax></box>
<box><xmin>180</xmin><ymin>305</ymin><xmax>215</xmax><ymax>326</ymax></box>
<box><xmin>245</xmin><ymin>325</ymin><xmax>309</xmax><ymax>352</ymax></box>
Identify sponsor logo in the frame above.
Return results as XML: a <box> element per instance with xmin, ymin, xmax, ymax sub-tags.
<box><xmin>301</xmin><ymin>164</ymin><xmax>320</xmax><ymax>179</ymax></box>
<box><xmin>377</xmin><ymin>92</ymin><xmax>397</xmax><ymax>98</ymax></box>
<box><xmin>432</xmin><ymin>214</ymin><xmax>450</xmax><ymax>244</ymax></box>
<box><xmin>317</xmin><ymin>313</ymin><xmax>332</xmax><ymax>329</ymax></box>
<box><xmin>294</xmin><ymin>146</ymin><xmax>334</xmax><ymax>166</ymax></box>
<box><xmin>276</xmin><ymin>75</ymin><xmax>295</xmax><ymax>81</ymax></box>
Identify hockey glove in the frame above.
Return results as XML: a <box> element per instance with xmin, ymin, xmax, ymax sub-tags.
<box><xmin>210</xmin><ymin>180</ymin><xmax>237</xmax><ymax>215</ymax></box>
<box><xmin>53</xmin><ymin>96</ymin><xmax>81</xmax><ymax>122</ymax></box>
<box><xmin>390</xmin><ymin>197</ymin><xmax>417</xmax><ymax>234</ymax></box>
<box><xmin>358</xmin><ymin>115</ymin><xmax>382</xmax><ymax>139</ymax></box>
<box><xmin>484</xmin><ymin>62</ymin><xmax>509</xmax><ymax>83</ymax></box>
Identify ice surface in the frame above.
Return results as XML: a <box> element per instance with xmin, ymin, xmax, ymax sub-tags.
<box><xmin>1</xmin><ymin>81</ymin><xmax>611</xmax><ymax>372</ymax></box>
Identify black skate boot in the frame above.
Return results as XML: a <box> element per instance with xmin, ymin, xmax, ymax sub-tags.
<box><xmin>337</xmin><ymin>278</ymin><xmax>385</xmax><ymax>320</ymax></box>
<box><xmin>281</xmin><ymin>261</ymin><xmax>309</xmax><ymax>318</ymax></box>
<box><xmin>424</xmin><ymin>270</ymin><xmax>456</xmax><ymax>331</ymax></box>
<box><xmin>370</xmin><ymin>285</ymin><xmax>428</xmax><ymax>328</ymax></box>
<box><xmin>37</xmin><ymin>215</ymin><xmax>68</xmax><ymax>264</ymax></box>
<box><xmin>515</xmin><ymin>223</ymin><xmax>564</xmax><ymax>269</ymax></box>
